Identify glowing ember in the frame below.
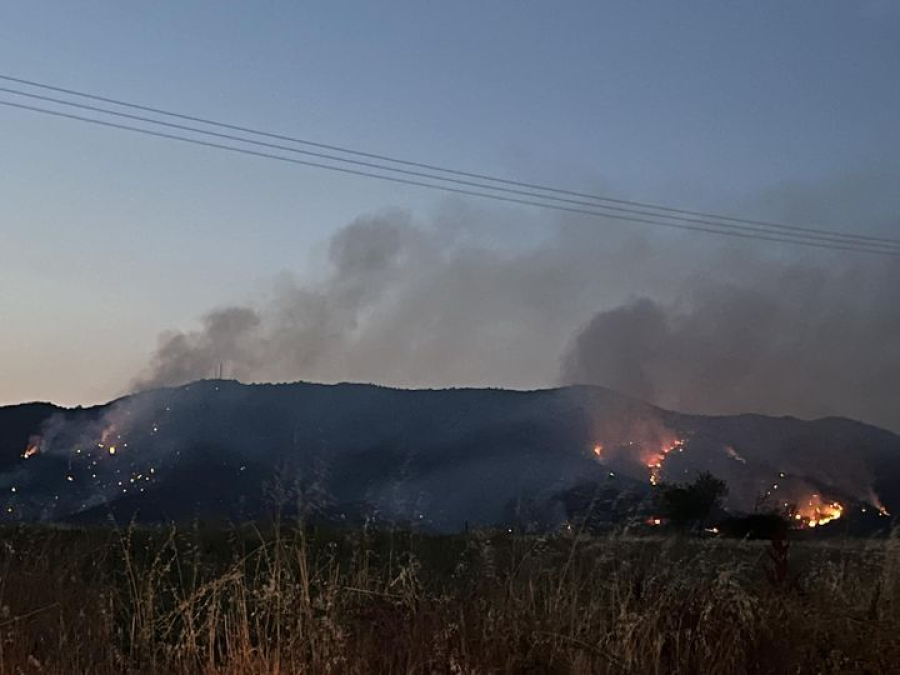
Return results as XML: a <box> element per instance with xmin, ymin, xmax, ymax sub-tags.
<box><xmin>648</xmin><ymin>462</ymin><xmax>663</xmax><ymax>486</ymax></box>
<box><xmin>646</xmin><ymin>517</ymin><xmax>662</xmax><ymax>526</ymax></box>
<box><xmin>868</xmin><ymin>491</ymin><xmax>891</xmax><ymax>517</ymax></box>
<box><xmin>96</xmin><ymin>421</ymin><xmax>128</xmax><ymax>456</ymax></box>
<box><xmin>22</xmin><ymin>435</ymin><xmax>41</xmax><ymax>459</ymax></box>
<box><xmin>592</xmin><ymin>444</ymin><xmax>604</xmax><ymax>459</ymax></box>
<box><xmin>99</xmin><ymin>425</ymin><xmax>119</xmax><ymax>446</ymax></box>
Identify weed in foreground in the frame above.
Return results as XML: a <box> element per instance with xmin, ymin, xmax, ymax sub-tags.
<box><xmin>0</xmin><ymin>524</ymin><xmax>896</xmax><ymax>674</ymax></box>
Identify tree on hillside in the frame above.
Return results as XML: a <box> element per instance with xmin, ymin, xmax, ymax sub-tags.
<box><xmin>658</xmin><ymin>472</ymin><xmax>728</xmax><ymax>530</ymax></box>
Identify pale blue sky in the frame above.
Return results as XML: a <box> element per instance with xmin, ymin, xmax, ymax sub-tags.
<box><xmin>1</xmin><ymin>1</ymin><xmax>898</xmax><ymax>406</ymax></box>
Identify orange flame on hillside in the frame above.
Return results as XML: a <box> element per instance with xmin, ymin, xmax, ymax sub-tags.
<box><xmin>646</xmin><ymin>437</ymin><xmax>686</xmax><ymax>485</ymax></box>
<box><xmin>793</xmin><ymin>494</ymin><xmax>844</xmax><ymax>528</ymax></box>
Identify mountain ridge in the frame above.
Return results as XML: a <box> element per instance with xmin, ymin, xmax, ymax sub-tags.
<box><xmin>1</xmin><ymin>380</ymin><xmax>897</xmax><ymax>531</ymax></box>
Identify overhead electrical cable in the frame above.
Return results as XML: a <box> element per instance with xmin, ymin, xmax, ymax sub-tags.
<box><xmin>3</xmin><ymin>73</ymin><xmax>897</xmax><ymax>249</ymax></box>
<box><xmin>3</xmin><ymin>84</ymin><xmax>897</xmax><ymax>253</ymax></box>
<box><xmin>1</xmin><ymin>92</ymin><xmax>898</xmax><ymax>255</ymax></box>
<box><xmin>2</xmin><ymin>98</ymin><xmax>897</xmax><ymax>257</ymax></box>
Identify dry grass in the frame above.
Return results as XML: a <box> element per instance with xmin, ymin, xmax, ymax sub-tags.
<box><xmin>0</xmin><ymin>522</ymin><xmax>897</xmax><ymax>674</ymax></box>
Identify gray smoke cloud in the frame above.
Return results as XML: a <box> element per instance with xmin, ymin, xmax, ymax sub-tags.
<box><xmin>132</xmin><ymin>207</ymin><xmax>659</xmax><ymax>393</ymax></box>
<box><xmin>133</xmin><ymin>167</ymin><xmax>900</xmax><ymax>432</ymax></box>
<box><xmin>560</xmin><ymin>263</ymin><xmax>900</xmax><ymax>430</ymax></box>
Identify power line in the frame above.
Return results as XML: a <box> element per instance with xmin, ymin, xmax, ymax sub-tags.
<box><xmin>2</xmin><ymin>97</ymin><xmax>897</xmax><ymax>257</ymax></box>
<box><xmin>4</xmin><ymin>84</ymin><xmax>898</xmax><ymax>253</ymax></box>
<box><xmin>2</xmin><ymin>98</ymin><xmax>898</xmax><ymax>257</ymax></box>
<box><xmin>3</xmin><ymin>73</ymin><xmax>897</xmax><ymax>248</ymax></box>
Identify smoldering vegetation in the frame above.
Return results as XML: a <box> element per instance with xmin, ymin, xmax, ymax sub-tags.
<box><xmin>8</xmin><ymin>380</ymin><xmax>898</xmax><ymax>533</ymax></box>
<box><xmin>131</xmin><ymin>167</ymin><xmax>900</xmax><ymax>432</ymax></box>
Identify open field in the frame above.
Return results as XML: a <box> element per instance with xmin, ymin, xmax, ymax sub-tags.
<box><xmin>0</xmin><ymin>524</ymin><xmax>897</xmax><ymax>674</ymax></box>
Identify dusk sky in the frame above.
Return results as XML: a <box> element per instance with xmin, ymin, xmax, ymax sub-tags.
<box><xmin>1</xmin><ymin>2</ymin><xmax>898</xmax><ymax>429</ymax></box>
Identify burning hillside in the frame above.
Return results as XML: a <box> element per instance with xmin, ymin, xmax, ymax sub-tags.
<box><xmin>582</xmin><ymin>432</ymin><xmax>881</xmax><ymax>531</ymax></box>
<box><xmin>0</xmin><ymin>381</ymin><xmax>896</xmax><ymax>531</ymax></box>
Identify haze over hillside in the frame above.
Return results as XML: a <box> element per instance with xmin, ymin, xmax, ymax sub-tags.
<box><xmin>1</xmin><ymin>380</ymin><xmax>896</xmax><ymax>532</ymax></box>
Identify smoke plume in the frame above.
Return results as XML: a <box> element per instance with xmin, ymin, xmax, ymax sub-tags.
<box><xmin>133</xmin><ymin>168</ymin><xmax>900</xmax><ymax>432</ymax></box>
<box><xmin>560</xmin><ymin>263</ymin><xmax>900</xmax><ymax>430</ymax></box>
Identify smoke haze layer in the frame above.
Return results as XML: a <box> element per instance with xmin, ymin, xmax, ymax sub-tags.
<box><xmin>133</xmin><ymin>169</ymin><xmax>900</xmax><ymax>432</ymax></box>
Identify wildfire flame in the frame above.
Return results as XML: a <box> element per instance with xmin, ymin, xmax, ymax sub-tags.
<box><xmin>792</xmin><ymin>494</ymin><xmax>844</xmax><ymax>528</ymax></box>
<box><xmin>646</xmin><ymin>437</ymin><xmax>686</xmax><ymax>485</ymax></box>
